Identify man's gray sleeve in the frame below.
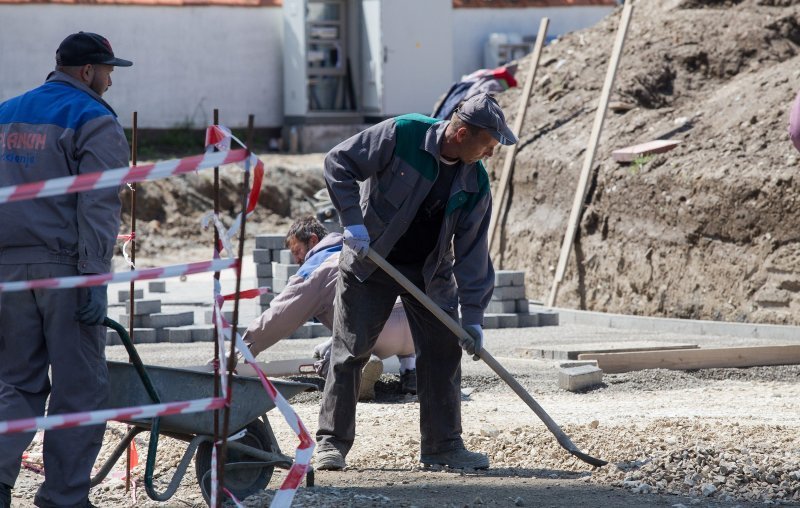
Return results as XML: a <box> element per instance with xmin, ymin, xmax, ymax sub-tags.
<box><xmin>324</xmin><ymin>119</ymin><xmax>397</xmax><ymax>227</ymax></box>
<box><xmin>74</xmin><ymin>116</ymin><xmax>128</xmax><ymax>274</ymax></box>
<box><xmin>453</xmin><ymin>192</ymin><xmax>494</xmax><ymax>326</ymax></box>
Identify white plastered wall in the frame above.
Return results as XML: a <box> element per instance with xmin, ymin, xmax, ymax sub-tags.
<box><xmin>0</xmin><ymin>5</ymin><xmax>283</xmax><ymax>129</ymax></box>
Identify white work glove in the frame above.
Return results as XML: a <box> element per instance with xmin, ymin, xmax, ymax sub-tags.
<box><xmin>343</xmin><ymin>224</ymin><xmax>370</xmax><ymax>259</ymax></box>
<box><xmin>460</xmin><ymin>324</ymin><xmax>483</xmax><ymax>361</ymax></box>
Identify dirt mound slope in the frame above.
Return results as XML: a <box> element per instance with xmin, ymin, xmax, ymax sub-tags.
<box><xmin>489</xmin><ymin>0</ymin><xmax>800</xmax><ymax>324</ymax></box>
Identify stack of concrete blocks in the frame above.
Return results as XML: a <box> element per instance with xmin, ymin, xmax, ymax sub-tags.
<box><xmin>253</xmin><ymin>233</ymin><xmax>287</xmax><ymax>312</ymax></box>
<box><xmin>482</xmin><ymin>270</ymin><xmax>559</xmax><ymax>329</ymax></box>
<box><xmin>108</xmin><ymin>281</ymin><xmax>214</xmax><ymax>345</ymax></box>
<box><xmin>252</xmin><ymin>233</ymin><xmax>332</xmax><ymax>340</ymax></box>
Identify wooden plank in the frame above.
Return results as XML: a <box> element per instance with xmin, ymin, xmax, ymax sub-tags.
<box><xmin>190</xmin><ymin>358</ymin><xmax>318</xmax><ymax>377</ymax></box>
<box><xmin>611</xmin><ymin>139</ymin><xmax>681</xmax><ymax>163</ymax></box>
<box><xmin>488</xmin><ymin>17</ymin><xmax>550</xmax><ymax>251</ymax></box>
<box><xmin>515</xmin><ymin>342</ymin><xmax>698</xmax><ymax>360</ymax></box>
<box><xmin>547</xmin><ymin>0</ymin><xmax>634</xmax><ymax>307</ymax></box>
<box><xmin>578</xmin><ymin>345</ymin><xmax>800</xmax><ymax>373</ymax></box>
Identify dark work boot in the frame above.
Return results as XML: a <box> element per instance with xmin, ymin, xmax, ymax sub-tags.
<box><xmin>400</xmin><ymin>369</ymin><xmax>417</xmax><ymax>395</ymax></box>
<box><xmin>0</xmin><ymin>483</ymin><xmax>11</xmax><ymax>508</ymax></box>
<box><xmin>420</xmin><ymin>448</ymin><xmax>489</xmax><ymax>470</ymax></box>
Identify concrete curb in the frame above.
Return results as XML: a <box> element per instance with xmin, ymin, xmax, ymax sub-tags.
<box><xmin>538</xmin><ymin>305</ymin><xmax>800</xmax><ymax>341</ymax></box>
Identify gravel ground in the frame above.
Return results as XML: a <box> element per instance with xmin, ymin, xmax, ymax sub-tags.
<box><xmin>10</xmin><ymin>324</ymin><xmax>800</xmax><ymax>507</ymax></box>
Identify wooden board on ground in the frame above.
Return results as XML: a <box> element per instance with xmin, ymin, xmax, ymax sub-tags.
<box><xmin>578</xmin><ymin>345</ymin><xmax>800</xmax><ymax>373</ymax></box>
<box><xmin>611</xmin><ymin>139</ymin><xmax>681</xmax><ymax>162</ymax></box>
<box><xmin>515</xmin><ymin>342</ymin><xmax>698</xmax><ymax>360</ymax></box>
<box><xmin>189</xmin><ymin>358</ymin><xmax>317</xmax><ymax>377</ymax></box>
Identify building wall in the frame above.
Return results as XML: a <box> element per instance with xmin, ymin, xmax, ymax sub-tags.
<box><xmin>0</xmin><ymin>5</ymin><xmax>283</xmax><ymax>129</ymax></box>
<box><xmin>451</xmin><ymin>6</ymin><xmax>615</xmax><ymax>80</ymax></box>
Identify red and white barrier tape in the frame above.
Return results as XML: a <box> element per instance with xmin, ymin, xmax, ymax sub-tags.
<box><xmin>203</xmin><ymin>126</ymin><xmax>265</xmax><ymax>255</ymax></box>
<box><xmin>0</xmin><ymin>397</ymin><xmax>225</xmax><ymax>436</ymax></box>
<box><xmin>212</xmin><ymin>296</ymin><xmax>314</xmax><ymax>508</ymax></box>
<box><xmin>117</xmin><ymin>232</ymin><xmax>136</xmax><ymax>268</ymax></box>
<box><xmin>0</xmin><ymin>258</ymin><xmax>236</xmax><ymax>293</ymax></box>
<box><xmin>0</xmin><ymin>149</ymin><xmax>248</xmax><ymax>205</ymax></box>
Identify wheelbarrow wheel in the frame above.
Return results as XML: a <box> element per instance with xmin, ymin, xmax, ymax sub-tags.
<box><xmin>195</xmin><ymin>419</ymin><xmax>276</xmax><ymax>503</ymax></box>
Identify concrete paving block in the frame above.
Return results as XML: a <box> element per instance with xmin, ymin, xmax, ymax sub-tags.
<box><xmin>253</xmin><ymin>248</ymin><xmax>272</xmax><ymax>264</ymax></box>
<box><xmin>106</xmin><ymin>330</ymin><xmax>122</xmax><ymax>346</ymax></box>
<box><xmin>536</xmin><ymin>310</ymin><xmax>560</xmax><ymax>327</ymax></box>
<box><xmin>129</xmin><ymin>328</ymin><xmax>157</xmax><ymax>344</ymax></box>
<box><xmin>517</xmin><ymin>312</ymin><xmax>539</xmax><ymax>327</ymax></box>
<box><xmin>289</xmin><ymin>323</ymin><xmax>313</xmax><ymax>339</ymax></box>
<box><xmin>259</xmin><ymin>292</ymin><xmax>276</xmax><ymax>306</ymax></box>
<box><xmin>558</xmin><ymin>365</ymin><xmax>603</xmax><ymax>392</ymax></box>
<box><xmin>483</xmin><ymin>314</ymin><xmax>500</xmax><ymax>329</ymax></box>
<box><xmin>279</xmin><ymin>249</ymin><xmax>294</xmax><ymax>264</ymax></box>
<box><xmin>310</xmin><ymin>322</ymin><xmax>331</xmax><ymax>338</ymax></box>
<box><xmin>256</xmin><ymin>263</ymin><xmax>273</xmax><ymax>278</ymax></box>
<box><xmin>496</xmin><ymin>313</ymin><xmax>519</xmax><ymax>328</ymax></box>
<box><xmin>495</xmin><ymin>270</ymin><xmax>524</xmax><ymax>287</ymax></box>
<box><xmin>273</xmin><ymin>278</ymin><xmax>289</xmax><ymax>293</ymax></box>
<box><xmin>272</xmin><ymin>262</ymin><xmax>300</xmax><ymax>281</ymax></box>
<box><xmin>156</xmin><ymin>328</ymin><xmax>170</xmax><ymax>343</ymax></box>
<box><xmin>113</xmin><ymin>327</ymin><xmax>156</xmax><ymax>344</ymax></box>
<box><xmin>255</xmin><ymin>234</ymin><xmax>285</xmax><ymax>250</ymax></box>
<box><xmin>205</xmin><ymin>310</ymin><xmax>234</xmax><ymax>324</ymax></box>
<box><xmin>491</xmin><ymin>285</ymin><xmax>526</xmax><ymax>301</ymax></box>
<box><xmin>257</xmin><ymin>277</ymin><xmax>274</xmax><ymax>289</ymax></box>
<box><xmin>191</xmin><ymin>326</ymin><xmax>216</xmax><ymax>342</ymax></box>
<box><xmin>516</xmin><ymin>299</ymin><xmax>530</xmax><ymax>314</ymax></box>
<box><xmin>487</xmin><ymin>300</ymin><xmax>516</xmax><ymax>314</ymax></box>
<box><xmin>120</xmin><ymin>311</ymin><xmax>194</xmax><ymax>329</ymax></box>
<box><xmin>148</xmin><ymin>281</ymin><xmax>167</xmax><ymax>293</ymax></box>
<box><xmin>270</xmin><ymin>249</ymin><xmax>285</xmax><ymax>263</ymax></box>
<box><xmin>129</xmin><ymin>299</ymin><xmax>161</xmax><ymax>316</ymax></box>
<box><xmin>118</xmin><ymin>288</ymin><xmax>144</xmax><ymax>302</ymax></box>
<box><xmin>167</xmin><ymin>327</ymin><xmax>194</xmax><ymax>343</ymax></box>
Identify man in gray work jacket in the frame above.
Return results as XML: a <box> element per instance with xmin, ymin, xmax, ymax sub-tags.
<box><xmin>316</xmin><ymin>93</ymin><xmax>517</xmax><ymax>471</ymax></box>
<box><xmin>0</xmin><ymin>32</ymin><xmax>131</xmax><ymax>508</ymax></box>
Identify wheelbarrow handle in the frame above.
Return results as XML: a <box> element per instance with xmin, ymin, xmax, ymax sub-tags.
<box><xmin>365</xmin><ymin>248</ymin><xmax>607</xmax><ymax>467</ymax></box>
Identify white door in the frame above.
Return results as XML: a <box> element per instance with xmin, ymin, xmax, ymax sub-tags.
<box><xmin>359</xmin><ymin>0</ymin><xmax>383</xmax><ymax>115</ymax></box>
<box><xmin>379</xmin><ymin>0</ymin><xmax>453</xmax><ymax>116</ymax></box>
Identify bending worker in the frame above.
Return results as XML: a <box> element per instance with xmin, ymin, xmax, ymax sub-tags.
<box><xmin>315</xmin><ymin>93</ymin><xmax>516</xmax><ymax>471</ymax></box>
<box><xmin>243</xmin><ymin>216</ymin><xmax>417</xmax><ymax>399</ymax></box>
<box><xmin>0</xmin><ymin>32</ymin><xmax>132</xmax><ymax>508</ymax></box>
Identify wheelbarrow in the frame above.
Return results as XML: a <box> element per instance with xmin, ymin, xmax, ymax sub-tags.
<box><xmin>91</xmin><ymin>318</ymin><xmax>316</xmax><ymax>504</ymax></box>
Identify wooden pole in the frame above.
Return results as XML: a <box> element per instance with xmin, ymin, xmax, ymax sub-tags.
<box><xmin>547</xmin><ymin>1</ymin><xmax>634</xmax><ymax>307</ymax></box>
<box><xmin>488</xmin><ymin>17</ymin><xmax>550</xmax><ymax>252</ymax></box>
<box><xmin>125</xmin><ymin>111</ymin><xmax>138</xmax><ymax>493</ymax></box>
<box><xmin>211</xmin><ymin>108</ymin><xmax>223</xmax><ymax>508</ymax></box>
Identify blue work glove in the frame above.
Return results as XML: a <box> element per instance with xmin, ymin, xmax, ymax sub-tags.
<box><xmin>343</xmin><ymin>224</ymin><xmax>370</xmax><ymax>259</ymax></box>
<box><xmin>461</xmin><ymin>324</ymin><xmax>483</xmax><ymax>360</ymax></box>
<box><xmin>75</xmin><ymin>285</ymin><xmax>108</xmax><ymax>326</ymax></box>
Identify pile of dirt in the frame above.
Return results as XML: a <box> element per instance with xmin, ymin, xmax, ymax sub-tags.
<box><xmin>489</xmin><ymin>0</ymin><xmax>800</xmax><ymax>324</ymax></box>
<box><xmin>117</xmin><ymin>155</ymin><xmax>326</xmax><ymax>263</ymax></box>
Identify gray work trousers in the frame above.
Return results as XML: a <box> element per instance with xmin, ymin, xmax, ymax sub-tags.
<box><xmin>0</xmin><ymin>264</ymin><xmax>108</xmax><ymax>508</ymax></box>
<box><xmin>317</xmin><ymin>262</ymin><xmax>463</xmax><ymax>457</ymax></box>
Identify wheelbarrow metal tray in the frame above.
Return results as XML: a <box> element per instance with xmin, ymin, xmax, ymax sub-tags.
<box><xmin>106</xmin><ymin>361</ymin><xmax>314</xmax><ymax>435</ymax></box>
